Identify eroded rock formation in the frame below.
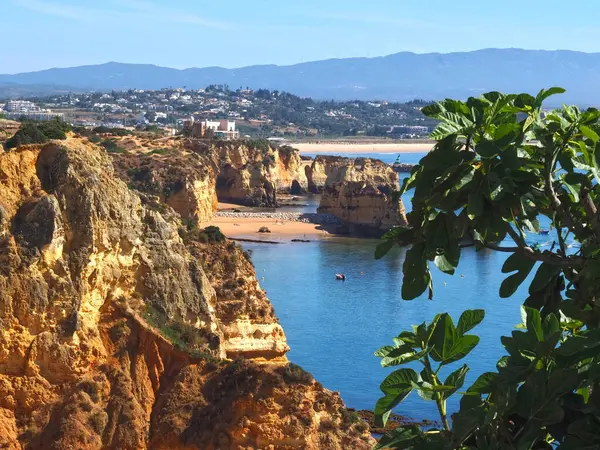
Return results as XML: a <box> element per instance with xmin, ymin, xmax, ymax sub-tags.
<box><xmin>305</xmin><ymin>156</ymin><xmax>354</xmax><ymax>194</ymax></box>
<box><xmin>0</xmin><ymin>139</ymin><xmax>374</xmax><ymax>449</ymax></box>
<box><xmin>110</xmin><ymin>149</ymin><xmax>218</xmax><ymax>223</ymax></box>
<box><xmin>317</xmin><ymin>157</ymin><xmax>408</xmax><ymax>235</ymax></box>
<box><xmin>189</xmin><ymin>141</ymin><xmax>309</xmax><ymax>206</ymax></box>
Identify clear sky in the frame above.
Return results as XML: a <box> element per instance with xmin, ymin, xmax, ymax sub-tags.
<box><xmin>3</xmin><ymin>0</ymin><xmax>600</xmax><ymax>73</ymax></box>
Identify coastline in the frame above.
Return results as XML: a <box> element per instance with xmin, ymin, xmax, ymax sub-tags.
<box><xmin>293</xmin><ymin>142</ymin><xmax>434</xmax><ymax>154</ymax></box>
<box><xmin>201</xmin><ymin>214</ymin><xmax>338</xmax><ymax>241</ymax></box>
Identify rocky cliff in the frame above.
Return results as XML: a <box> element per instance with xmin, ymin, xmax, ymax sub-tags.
<box><xmin>108</xmin><ymin>136</ymin><xmax>310</xmax><ymax>208</ymax></box>
<box><xmin>188</xmin><ymin>141</ymin><xmax>309</xmax><ymax>206</ymax></box>
<box><xmin>305</xmin><ymin>156</ymin><xmax>354</xmax><ymax>194</ymax></box>
<box><xmin>317</xmin><ymin>157</ymin><xmax>408</xmax><ymax>235</ymax></box>
<box><xmin>0</xmin><ymin>138</ymin><xmax>374</xmax><ymax>449</ymax></box>
<box><xmin>0</xmin><ymin>119</ymin><xmax>20</xmax><ymax>144</ymax></box>
<box><xmin>110</xmin><ymin>147</ymin><xmax>218</xmax><ymax>224</ymax></box>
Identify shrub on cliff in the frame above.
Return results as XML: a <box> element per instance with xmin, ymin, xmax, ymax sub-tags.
<box><xmin>281</xmin><ymin>363</ymin><xmax>314</xmax><ymax>385</ymax></box>
<box><xmin>4</xmin><ymin>117</ymin><xmax>70</xmax><ymax>150</ymax></box>
<box><xmin>179</xmin><ymin>224</ymin><xmax>226</xmax><ymax>244</ymax></box>
<box><xmin>374</xmin><ymin>88</ymin><xmax>600</xmax><ymax>449</ymax></box>
<box><xmin>245</xmin><ymin>138</ymin><xmax>271</xmax><ymax>152</ymax></box>
<box><xmin>92</xmin><ymin>125</ymin><xmax>131</xmax><ymax>136</ymax></box>
<box><xmin>100</xmin><ymin>138</ymin><xmax>126</xmax><ymax>154</ymax></box>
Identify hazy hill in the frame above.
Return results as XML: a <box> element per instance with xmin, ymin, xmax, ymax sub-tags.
<box><xmin>2</xmin><ymin>49</ymin><xmax>600</xmax><ymax>104</ymax></box>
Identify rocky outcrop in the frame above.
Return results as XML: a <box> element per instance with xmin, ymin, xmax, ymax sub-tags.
<box><xmin>110</xmin><ymin>149</ymin><xmax>218</xmax><ymax>223</ymax></box>
<box><xmin>0</xmin><ymin>138</ymin><xmax>374</xmax><ymax>449</ymax></box>
<box><xmin>392</xmin><ymin>162</ymin><xmax>416</xmax><ymax>173</ymax></box>
<box><xmin>188</xmin><ymin>240</ymin><xmax>289</xmax><ymax>363</ymax></box>
<box><xmin>0</xmin><ymin>119</ymin><xmax>20</xmax><ymax>144</ymax></box>
<box><xmin>188</xmin><ymin>141</ymin><xmax>309</xmax><ymax>206</ymax></box>
<box><xmin>305</xmin><ymin>155</ymin><xmax>353</xmax><ymax>194</ymax></box>
<box><xmin>318</xmin><ymin>157</ymin><xmax>408</xmax><ymax>235</ymax></box>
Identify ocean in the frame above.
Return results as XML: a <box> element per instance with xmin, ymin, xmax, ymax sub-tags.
<box><xmin>242</xmin><ymin>152</ymin><xmax>551</xmax><ymax>421</ymax></box>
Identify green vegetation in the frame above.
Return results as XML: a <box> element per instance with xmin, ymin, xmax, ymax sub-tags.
<box><xmin>99</xmin><ymin>138</ymin><xmax>126</xmax><ymax>154</ymax></box>
<box><xmin>281</xmin><ymin>362</ymin><xmax>314</xmax><ymax>385</ymax></box>
<box><xmin>92</xmin><ymin>125</ymin><xmax>131</xmax><ymax>136</ymax></box>
<box><xmin>143</xmin><ymin>304</ymin><xmax>209</xmax><ymax>355</ymax></box>
<box><xmin>246</xmin><ymin>138</ymin><xmax>271</xmax><ymax>152</ymax></box>
<box><xmin>34</xmin><ymin>86</ymin><xmax>436</xmax><ymax>138</ymax></box>
<box><xmin>4</xmin><ymin>117</ymin><xmax>71</xmax><ymax>150</ymax></box>
<box><xmin>179</xmin><ymin>223</ymin><xmax>226</xmax><ymax>244</ymax></box>
<box><xmin>149</xmin><ymin>147</ymin><xmax>170</xmax><ymax>155</ymax></box>
<box><xmin>375</xmin><ymin>88</ymin><xmax>600</xmax><ymax>448</ymax></box>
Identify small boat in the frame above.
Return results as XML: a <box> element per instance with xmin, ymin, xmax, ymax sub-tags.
<box><xmin>335</xmin><ymin>274</ymin><xmax>346</xmax><ymax>281</ymax></box>
<box><xmin>539</xmin><ymin>229</ymin><xmax>550</xmax><ymax>235</ymax></box>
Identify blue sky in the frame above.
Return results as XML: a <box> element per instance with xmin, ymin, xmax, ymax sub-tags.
<box><xmin>3</xmin><ymin>0</ymin><xmax>600</xmax><ymax>73</ymax></box>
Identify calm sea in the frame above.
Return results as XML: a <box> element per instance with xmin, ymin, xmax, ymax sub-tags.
<box><xmin>242</xmin><ymin>152</ymin><xmax>552</xmax><ymax>421</ymax></box>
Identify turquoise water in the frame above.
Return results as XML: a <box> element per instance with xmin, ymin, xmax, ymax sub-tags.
<box><xmin>242</xmin><ymin>151</ymin><xmax>554</xmax><ymax>421</ymax></box>
<box><xmin>246</xmin><ymin>239</ymin><xmax>520</xmax><ymax>421</ymax></box>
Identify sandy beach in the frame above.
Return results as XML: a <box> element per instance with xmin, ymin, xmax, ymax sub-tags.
<box><xmin>200</xmin><ymin>215</ymin><xmax>335</xmax><ymax>241</ymax></box>
<box><xmin>293</xmin><ymin>142</ymin><xmax>434</xmax><ymax>154</ymax></box>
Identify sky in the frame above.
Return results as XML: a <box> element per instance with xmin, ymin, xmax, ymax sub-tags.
<box><xmin>3</xmin><ymin>0</ymin><xmax>600</xmax><ymax>73</ymax></box>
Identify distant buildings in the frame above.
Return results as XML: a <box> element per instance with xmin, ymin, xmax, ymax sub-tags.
<box><xmin>184</xmin><ymin>118</ymin><xmax>239</xmax><ymax>140</ymax></box>
<box><xmin>1</xmin><ymin>100</ymin><xmax>64</xmax><ymax>121</ymax></box>
<box><xmin>390</xmin><ymin>125</ymin><xmax>429</xmax><ymax>136</ymax></box>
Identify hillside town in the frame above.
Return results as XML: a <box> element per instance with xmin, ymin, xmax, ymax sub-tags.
<box><xmin>1</xmin><ymin>85</ymin><xmax>438</xmax><ymax>139</ymax></box>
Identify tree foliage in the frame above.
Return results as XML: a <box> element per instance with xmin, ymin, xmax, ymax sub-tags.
<box><xmin>374</xmin><ymin>88</ymin><xmax>600</xmax><ymax>448</ymax></box>
<box><xmin>4</xmin><ymin>117</ymin><xmax>71</xmax><ymax>150</ymax></box>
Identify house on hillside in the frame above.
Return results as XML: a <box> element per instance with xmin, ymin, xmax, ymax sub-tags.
<box><xmin>184</xmin><ymin>118</ymin><xmax>239</xmax><ymax>140</ymax></box>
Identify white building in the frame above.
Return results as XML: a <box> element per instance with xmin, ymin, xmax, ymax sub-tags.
<box><xmin>2</xmin><ymin>100</ymin><xmax>63</xmax><ymax>121</ymax></box>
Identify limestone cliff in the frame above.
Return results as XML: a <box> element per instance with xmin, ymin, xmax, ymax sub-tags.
<box><xmin>0</xmin><ymin>119</ymin><xmax>20</xmax><ymax>144</ymax></box>
<box><xmin>101</xmin><ymin>135</ymin><xmax>309</xmax><ymax>208</ymax></box>
<box><xmin>187</xmin><ymin>240</ymin><xmax>289</xmax><ymax>363</ymax></box>
<box><xmin>305</xmin><ymin>155</ymin><xmax>354</xmax><ymax>194</ymax></box>
<box><xmin>0</xmin><ymin>138</ymin><xmax>374</xmax><ymax>449</ymax></box>
<box><xmin>110</xmin><ymin>148</ymin><xmax>218</xmax><ymax>224</ymax></box>
<box><xmin>317</xmin><ymin>157</ymin><xmax>408</xmax><ymax>235</ymax></box>
<box><xmin>188</xmin><ymin>140</ymin><xmax>308</xmax><ymax>206</ymax></box>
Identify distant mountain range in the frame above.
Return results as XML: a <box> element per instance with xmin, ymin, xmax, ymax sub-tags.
<box><xmin>2</xmin><ymin>49</ymin><xmax>600</xmax><ymax>104</ymax></box>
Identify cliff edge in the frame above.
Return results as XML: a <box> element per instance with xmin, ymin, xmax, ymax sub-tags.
<box><xmin>0</xmin><ymin>138</ymin><xmax>374</xmax><ymax>449</ymax></box>
<box><xmin>317</xmin><ymin>157</ymin><xmax>408</xmax><ymax>235</ymax></box>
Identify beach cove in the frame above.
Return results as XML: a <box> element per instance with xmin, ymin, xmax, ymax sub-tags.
<box><xmin>198</xmin><ymin>149</ymin><xmax>539</xmax><ymax>422</ymax></box>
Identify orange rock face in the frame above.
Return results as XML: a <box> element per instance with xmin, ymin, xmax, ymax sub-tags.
<box><xmin>0</xmin><ymin>139</ymin><xmax>374</xmax><ymax>449</ymax></box>
<box><xmin>189</xmin><ymin>140</ymin><xmax>309</xmax><ymax>206</ymax></box>
<box><xmin>317</xmin><ymin>157</ymin><xmax>408</xmax><ymax>234</ymax></box>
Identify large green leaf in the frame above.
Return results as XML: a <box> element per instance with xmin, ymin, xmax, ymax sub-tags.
<box><xmin>374</xmin><ymin>426</ymin><xmax>423</xmax><ymax>450</ymax></box>
<box><xmin>429</xmin><ymin>313</ymin><xmax>480</xmax><ymax>364</ymax></box>
<box><xmin>457</xmin><ymin>309</ymin><xmax>485</xmax><ymax>335</ymax></box>
<box><xmin>375</xmin><ymin>369</ymin><xmax>418</xmax><ymax>427</ymax></box>
<box><xmin>534</xmin><ymin>87</ymin><xmax>566</xmax><ymax>107</ymax></box>
<box><xmin>560</xmin><ymin>417</ymin><xmax>600</xmax><ymax>450</ymax></box>
<box><xmin>529</xmin><ymin>263</ymin><xmax>560</xmax><ymax>294</ymax></box>
<box><xmin>467</xmin><ymin>192</ymin><xmax>484</xmax><ymax>220</ymax></box>
<box><xmin>374</xmin><ymin>392</ymin><xmax>411</xmax><ymax>428</ymax></box>
<box><xmin>580</xmin><ymin>125</ymin><xmax>599</xmax><ymax>143</ymax></box>
<box><xmin>429</xmin><ymin>313</ymin><xmax>457</xmax><ymax>362</ymax></box>
<box><xmin>443</xmin><ymin>335</ymin><xmax>480</xmax><ymax>365</ymax></box>
<box><xmin>433</xmin><ymin>253</ymin><xmax>455</xmax><ymax>275</ymax></box>
<box><xmin>401</xmin><ymin>242</ymin><xmax>430</xmax><ymax>300</ymax></box>
<box><xmin>378</xmin><ymin>345</ymin><xmax>428</xmax><ymax>368</ymax></box>
<box><xmin>467</xmin><ymin>372</ymin><xmax>498</xmax><ymax>394</ymax></box>
<box><xmin>500</xmin><ymin>253</ymin><xmax>536</xmax><ymax>298</ymax></box>
<box><xmin>524</xmin><ymin>307</ymin><xmax>544</xmax><ymax>342</ymax></box>
<box><xmin>380</xmin><ymin>368</ymin><xmax>418</xmax><ymax>393</ymax></box>
<box><xmin>442</xmin><ymin>364</ymin><xmax>469</xmax><ymax>399</ymax></box>
<box><xmin>375</xmin><ymin>239</ymin><xmax>395</xmax><ymax>260</ymax></box>
<box><xmin>556</xmin><ymin>328</ymin><xmax>600</xmax><ymax>359</ymax></box>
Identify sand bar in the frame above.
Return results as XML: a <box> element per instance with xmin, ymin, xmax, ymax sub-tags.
<box><xmin>293</xmin><ymin>142</ymin><xmax>434</xmax><ymax>154</ymax></box>
<box><xmin>200</xmin><ymin>216</ymin><xmax>335</xmax><ymax>241</ymax></box>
